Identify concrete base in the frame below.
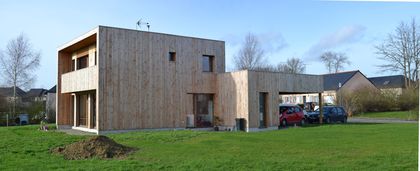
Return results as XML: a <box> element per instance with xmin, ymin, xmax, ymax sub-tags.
<box><xmin>56</xmin><ymin>125</ymin><xmax>72</xmax><ymax>130</ymax></box>
<box><xmin>72</xmin><ymin>126</ymin><xmax>99</xmax><ymax>134</ymax></box>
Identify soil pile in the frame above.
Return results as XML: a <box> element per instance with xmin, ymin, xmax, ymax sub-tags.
<box><xmin>52</xmin><ymin>136</ymin><xmax>135</xmax><ymax>160</ymax></box>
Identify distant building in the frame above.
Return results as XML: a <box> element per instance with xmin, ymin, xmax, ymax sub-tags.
<box><xmin>0</xmin><ymin>87</ymin><xmax>26</xmax><ymax>103</ymax></box>
<box><xmin>46</xmin><ymin>85</ymin><xmax>56</xmax><ymax>122</ymax></box>
<box><xmin>23</xmin><ymin>88</ymin><xmax>48</xmax><ymax>102</ymax></box>
<box><xmin>368</xmin><ymin>75</ymin><xmax>407</xmax><ymax>95</ymax></box>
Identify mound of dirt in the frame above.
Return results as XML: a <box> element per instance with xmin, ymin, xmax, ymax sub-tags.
<box><xmin>51</xmin><ymin>136</ymin><xmax>136</xmax><ymax>160</ymax></box>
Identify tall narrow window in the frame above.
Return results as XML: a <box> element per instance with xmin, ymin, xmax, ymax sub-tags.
<box><xmin>169</xmin><ymin>52</ymin><xmax>176</xmax><ymax>62</ymax></box>
<box><xmin>71</xmin><ymin>59</ymin><xmax>75</xmax><ymax>71</ymax></box>
<box><xmin>94</xmin><ymin>51</ymin><xmax>97</xmax><ymax>65</ymax></box>
<box><xmin>202</xmin><ymin>55</ymin><xmax>214</xmax><ymax>72</ymax></box>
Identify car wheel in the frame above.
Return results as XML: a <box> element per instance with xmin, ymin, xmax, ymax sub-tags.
<box><xmin>282</xmin><ymin>119</ymin><xmax>287</xmax><ymax>127</ymax></box>
<box><xmin>326</xmin><ymin>117</ymin><xmax>331</xmax><ymax>124</ymax></box>
<box><xmin>300</xmin><ymin>119</ymin><xmax>305</xmax><ymax>126</ymax></box>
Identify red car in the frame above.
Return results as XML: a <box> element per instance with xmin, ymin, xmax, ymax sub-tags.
<box><xmin>279</xmin><ymin>104</ymin><xmax>305</xmax><ymax>127</ymax></box>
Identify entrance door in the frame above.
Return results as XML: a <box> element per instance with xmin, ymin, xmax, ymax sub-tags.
<box><xmin>259</xmin><ymin>92</ymin><xmax>268</xmax><ymax>128</ymax></box>
<box><xmin>193</xmin><ymin>94</ymin><xmax>214</xmax><ymax>128</ymax></box>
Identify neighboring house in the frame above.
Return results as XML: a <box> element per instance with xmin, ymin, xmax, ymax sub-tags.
<box><xmin>281</xmin><ymin>70</ymin><xmax>377</xmax><ymax>104</ymax></box>
<box><xmin>56</xmin><ymin>26</ymin><xmax>324</xmax><ymax>134</ymax></box>
<box><xmin>368</xmin><ymin>75</ymin><xmax>406</xmax><ymax>95</ymax></box>
<box><xmin>23</xmin><ymin>88</ymin><xmax>48</xmax><ymax>103</ymax></box>
<box><xmin>0</xmin><ymin>87</ymin><xmax>26</xmax><ymax>103</ymax></box>
<box><xmin>322</xmin><ymin>70</ymin><xmax>377</xmax><ymax>104</ymax></box>
<box><xmin>46</xmin><ymin>85</ymin><xmax>56</xmax><ymax>122</ymax></box>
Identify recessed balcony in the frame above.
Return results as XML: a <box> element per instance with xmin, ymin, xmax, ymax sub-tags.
<box><xmin>61</xmin><ymin>66</ymin><xmax>98</xmax><ymax>93</ymax></box>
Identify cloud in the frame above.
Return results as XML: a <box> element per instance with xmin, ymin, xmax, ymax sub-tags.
<box><xmin>221</xmin><ymin>32</ymin><xmax>288</xmax><ymax>53</ymax></box>
<box><xmin>257</xmin><ymin>32</ymin><xmax>288</xmax><ymax>53</ymax></box>
<box><xmin>304</xmin><ymin>25</ymin><xmax>366</xmax><ymax>61</ymax></box>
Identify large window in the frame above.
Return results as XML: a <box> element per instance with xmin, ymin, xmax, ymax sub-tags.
<box><xmin>77</xmin><ymin>94</ymin><xmax>88</xmax><ymax>127</ymax></box>
<box><xmin>77</xmin><ymin>56</ymin><xmax>88</xmax><ymax>70</ymax></box>
<box><xmin>202</xmin><ymin>55</ymin><xmax>214</xmax><ymax>72</ymax></box>
<box><xmin>194</xmin><ymin>94</ymin><xmax>214</xmax><ymax>128</ymax></box>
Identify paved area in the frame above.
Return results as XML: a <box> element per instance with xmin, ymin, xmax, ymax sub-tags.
<box><xmin>348</xmin><ymin>117</ymin><xmax>418</xmax><ymax>124</ymax></box>
<box><xmin>56</xmin><ymin>129</ymin><xmax>96</xmax><ymax>135</ymax></box>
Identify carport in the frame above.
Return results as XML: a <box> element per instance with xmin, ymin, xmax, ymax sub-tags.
<box><xmin>216</xmin><ymin>70</ymin><xmax>324</xmax><ymax>132</ymax></box>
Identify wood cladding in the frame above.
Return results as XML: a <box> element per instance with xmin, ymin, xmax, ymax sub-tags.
<box><xmin>97</xmin><ymin>26</ymin><xmax>225</xmax><ymax>131</ymax></box>
<box><xmin>61</xmin><ymin>66</ymin><xmax>98</xmax><ymax>93</ymax></box>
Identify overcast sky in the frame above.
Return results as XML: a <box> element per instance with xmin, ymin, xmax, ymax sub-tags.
<box><xmin>0</xmin><ymin>0</ymin><xmax>419</xmax><ymax>89</ymax></box>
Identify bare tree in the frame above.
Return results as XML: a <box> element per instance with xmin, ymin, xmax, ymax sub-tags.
<box><xmin>320</xmin><ymin>51</ymin><xmax>350</xmax><ymax>73</ymax></box>
<box><xmin>233</xmin><ymin>33</ymin><xmax>267</xmax><ymax>70</ymax></box>
<box><xmin>277</xmin><ymin>57</ymin><xmax>306</xmax><ymax>74</ymax></box>
<box><xmin>0</xmin><ymin>33</ymin><xmax>41</xmax><ymax>118</ymax></box>
<box><xmin>376</xmin><ymin>18</ymin><xmax>420</xmax><ymax>88</ymax></box>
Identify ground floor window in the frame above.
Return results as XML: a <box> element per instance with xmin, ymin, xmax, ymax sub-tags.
<box><xmin>193</xmin><ymin>94</ymin><xmax>214</xmax><ymax>128</ymax></box>
<box><xmin>73</xmin><ymin>91</ymin><xmax>96</xmax><ymax>128</ymax></box>
<box><xmin>77</xmin><ymin>94</ymin><xmax>88</xmax><ymax>127</ymax></box>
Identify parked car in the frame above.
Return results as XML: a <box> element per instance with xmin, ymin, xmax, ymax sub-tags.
<box><xmin>305</xmin><ymin>106</ymin><xmax>347</xmax><ymax>124</ymax></box>
<box><xmin>279</xmin><ymin>104</ymin><xmax>305</xmax><ymax>127</ymax></box>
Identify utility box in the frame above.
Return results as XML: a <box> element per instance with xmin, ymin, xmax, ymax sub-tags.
<box><xmin>186</xmin><ymin>114</ymin><xmax>194</xmax><ymax>128</ymax></box>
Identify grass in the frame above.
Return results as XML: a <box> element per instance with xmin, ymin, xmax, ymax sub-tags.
<box><xmin>0</xmin><ymin>123</ymin><xmax>418</xmax><ymax>171</ymax></box>
<box><xmin>354</xmin><ymin>111</ymin><xmax>419</xmax><ymax>121</ymax></box>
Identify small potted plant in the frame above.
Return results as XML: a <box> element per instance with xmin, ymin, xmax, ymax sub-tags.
<box><xmin>213</xmin><ymin>116</ymin><xmax>223</xmax><ymax>131</ymax></box>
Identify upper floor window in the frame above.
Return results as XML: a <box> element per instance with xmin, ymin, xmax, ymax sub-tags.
<box><xmin>71</xmin><ymin>59</ymin><xmax>75</xmax><ymax>71</ymax></box>
<box><xmin>202</xmin><ymin>55</ymin><xmax>214</xmax><ymax>72</ymax></box>
<box><xmin>169</xmin><ymin>52</ymin><xmax>176</xmax><ymax>62</ymax></box>
<box><xmin>77</xmin><ymin>55</ymin><xmax>88</xmax><ymax>70</ymax></box>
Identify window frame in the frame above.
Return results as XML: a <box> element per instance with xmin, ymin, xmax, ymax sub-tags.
<box><xmin>202</xmin><ymin>55</ymin><xmax>214</xmax><ymax>72</ymax></box>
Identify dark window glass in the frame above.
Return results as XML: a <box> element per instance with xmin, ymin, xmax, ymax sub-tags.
<box><xmin>202</xmin><ymin>55</ymin><xmax>214</xmax><ymax>72</ymax></box>
<box><xmin>71</xmin><ymin>59</ymin><xmax>75</xmax><ymax>71</ymax></box>
<box><xmin>337</xmin><ymin>108</ymin><xmax>344</xmax><ymax>115</ymax></box>
<box><xmin>169</xmin><ymin>52</ymin><xmax>176</xmax><ymax>61</ymax></box>
<box><xmin>77</xmin><ymin>56</ymin><xmax>88</xmax><ymax>70</ymax></box>
<box><xmin>331</xmin><ymin>108</ymin><xmax>338</xmax><ymax>114</ymax></box>
<box><xmin>194</xmin><ymin>94</ymin><xmax>214</xmax><ymax>127</ymax></box>
<box><xmin>94</xmin><ymin>51</ymin><xmax>97</xmax><ymax>65</ymax></box>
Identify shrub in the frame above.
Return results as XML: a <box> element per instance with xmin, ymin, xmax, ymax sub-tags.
<box><xmin>337</xmin><ymin>87</ymin><xmax>418</xmax><ymax>115</ymax></box>
<box><xmin>398</xmin><ymin>88</ymin><xmax>419</xmax><ymax>111</ymax></box>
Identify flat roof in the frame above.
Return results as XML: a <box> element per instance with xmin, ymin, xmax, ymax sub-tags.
<box><xmin>58</xmin><ymin>25</ymin><xmax>224</xmax><ymax>52</ymax></box>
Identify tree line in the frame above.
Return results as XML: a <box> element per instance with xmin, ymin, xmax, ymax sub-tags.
<box><xmin>233</xmin><ymin>18</ymin><xmax>420</xmax><ymax>89</ymax></box>
<box><xmin>232</xmin><ymin>33</ymin><xmax>350</xmax><ymax>74</ymax></box>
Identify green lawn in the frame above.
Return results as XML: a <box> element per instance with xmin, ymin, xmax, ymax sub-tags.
<box><xmin>354</xmin><ymin>111</ymin><xmax>419</xmax><ymax>121</ymax></box>
<box><xmin>0</xmin><ymin>123</ymin><xmax>418</xmax><ymax>171</ymax></box>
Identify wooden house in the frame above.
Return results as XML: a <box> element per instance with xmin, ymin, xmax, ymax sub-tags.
<box><xmin>57</xmin><ymin>26</ymin><xmax>323</xmax><ymax>133</ymax></box>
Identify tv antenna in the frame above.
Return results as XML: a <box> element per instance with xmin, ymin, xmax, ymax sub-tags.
<box><xmin>136</xmin><ymin>19</ymin><xmax>150</xmax><ymax>31</ymax></box>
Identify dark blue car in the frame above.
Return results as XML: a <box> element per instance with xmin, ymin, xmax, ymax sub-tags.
<box><xmin>305</xmin><ymin>106</ymin><xmax>347</xmax><ymax>124</ymax></box>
